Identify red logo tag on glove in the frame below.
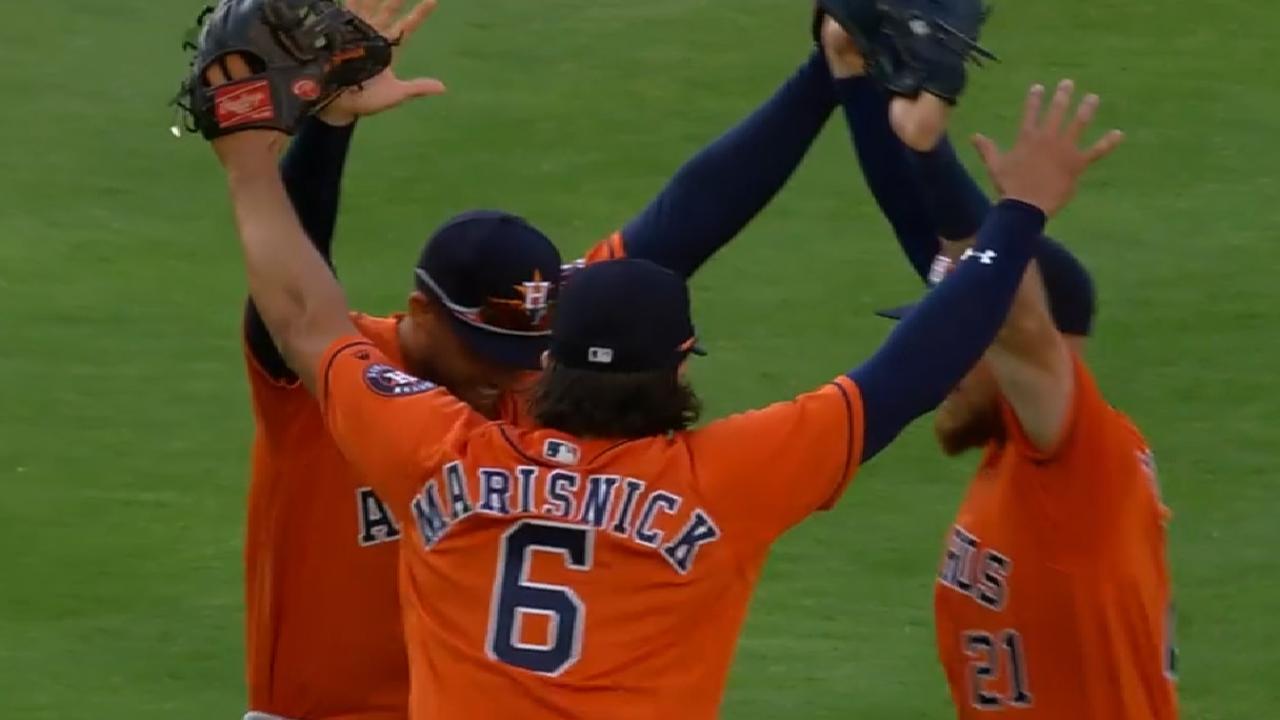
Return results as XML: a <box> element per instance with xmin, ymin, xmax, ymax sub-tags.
<box><xmin>214</xmin><ymin>79</ymin><xmax>275</xmax><ymax>129</ymax></box>
<box><xmin>292</xmin><ymin>78</ymin><xmax>321</xmax><ymax>101</ymax></box>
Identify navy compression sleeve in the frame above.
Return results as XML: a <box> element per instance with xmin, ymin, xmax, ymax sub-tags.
<box><xmin>620</xmin><ymin>51</ymin><xmax>837</xmax><ymax>278</ymax></box>
<box><xmin>850</xmin><ymin>200</ymin><xmax>1047</xmax><ymax>461</ymax></box>
<box><xmin>245</xmin><ymin>118</ymin><xmax>356</xmax><ymax>381</ymax></box>
<box><xmin>835</xmin><ymin>76</ymin><xmax>939</xmax><ymax>280</ymax></box>
<box><xmin>910</xmin><ymin>137</ymin><xmax>992</xmax><ymax>242</ymax></box>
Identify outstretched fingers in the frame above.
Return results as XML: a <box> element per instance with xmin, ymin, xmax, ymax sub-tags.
<box><xmin>392</xmin><ymin>0</ymin><xmax>438</xmax><ymax>42</ymax></box>
<box><xmin>1042</xmin><ymin>79</ymin><xmax>1075</xmax><ymax>135</ymax></box>
<box><xmin>1084</xmin><ymin>129</ymin><xmax>1126</xmax><ymax>164</ymax></box>
<box><xmin>1018</xmin><ymin>83</ymin><xmax>1046</xmax><ymax>140</ymax></box>
<box><xmin>373</xmin><ymin>0</ymin><xmax>408</xmax><ymax>33</ymax></box>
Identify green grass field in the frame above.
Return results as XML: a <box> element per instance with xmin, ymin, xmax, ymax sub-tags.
<box><xmin>2</xmin><ymin>1</ymin><xmax>1277</xmax><ymax>717</ymax></box>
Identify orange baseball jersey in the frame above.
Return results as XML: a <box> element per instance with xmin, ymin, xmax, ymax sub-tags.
<box><xmin>933</xmin><ymin>353</ymin><xmax>1177</xmax><ymax>719</ymax></box>
<box><xmin>241</xmin><ymin>236</ymin><xmax>619</xmax><ymax>718</ymax></box>
<box><xmin>246</xmin><ymin>313</ymin><xmax>527</xmax><ymax>719</ymax></box>
<box><xmin>318</xmin><ymin>336</ymin><xmax>865</xmax><ymax>719</ymax></box>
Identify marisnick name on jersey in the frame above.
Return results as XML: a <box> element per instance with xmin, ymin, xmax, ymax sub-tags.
<box><xmin>937</xmin><ymin>525</ymin><xmax>1012</xmax><ymax>611</ymax></box>
<box><xmin>397</xmin><ymin>461</ymin><xmax>722</xmax><ymax>575</ymax></box>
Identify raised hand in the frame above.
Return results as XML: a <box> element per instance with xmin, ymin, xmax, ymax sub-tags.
<box><xmin>973</xmin><ymin>80</ymin><xmax>1125</xmax><ymax>217</ymax></box>
<box><xmin>318</xmin><ymin>0</ymin><xmax>446</xmax><ymax>126</ymax></box>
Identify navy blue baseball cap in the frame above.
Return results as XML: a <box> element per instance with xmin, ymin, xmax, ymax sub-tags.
<box><xmin>876</xmin><ymin>237</ymin><xmax>1097</xmax><ymax>336</ymax></box>
<box><xmin>550</xmin><ymin>259</ymin><xmax>706</xmax><ymax>372</ymax></box>
<box><xmin>414</xmin><ymin>210</ymin><xmax>562</xmax><ymax>370</ymax></box>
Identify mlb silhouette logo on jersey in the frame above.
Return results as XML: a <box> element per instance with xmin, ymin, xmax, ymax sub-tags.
<box><xmin>543</xmin><ymin>439</ymin><xmax>581</xmax><ymax>465</ymax></box>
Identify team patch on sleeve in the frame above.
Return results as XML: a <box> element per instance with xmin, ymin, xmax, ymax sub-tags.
<box><xmin>363</xmin><ymin>364</ymin><xmax>437</xmax><ymax>397</ymax></box>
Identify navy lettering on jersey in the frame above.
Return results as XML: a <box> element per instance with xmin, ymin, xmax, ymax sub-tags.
<box><xmin>478</xmin><ymin>468</ymin><xmax>513</xmax><ymax>516</ymax></box>
<box><xmin>444</xmin><ymin>461</ymin><xmax>474</xmax><ymax>521</ymax></box>
<box><xmin>940</xmin><ymin>525</ymin><xmax>981</xmax><ymax>592</ymax></box>
<box><xmin>634</xmin><ymin>491</ymin><xmax>681</xmax><ymax>548</ymax></box>
<box><xmin>976</xmin><ymin>550</ymin><xmax>1011</xmax><ymax>610</ymax></box>
<box><xmin>516</xmin><ymin>465</ymin><xmax>538</xmax><ymax>514</ymax></box>
<box><xmin>542</xmin><ymin>470</ymin><xmax>579</xmax><ymax>520</ymax></box>
<box><xmin>661</xmin><ymin>510</ymin><xmax>721</xmax><ymax>574</ymax></box>
<box><xmin>356</xmin><ymin>487</ymin><xmax>402</xmax><ymax>546</ymax></box>
<box><xmin>413</xmin><ymin>463</ymin><xmax>722</xmax><ymax>574</ymax></box>
<box><xmin>939</xmin><ymin>525</ymin><xmax>1013</xmax><ymax>611</ymax></box>
<box><xmin>610</xmin><ymin>478</ymin><xmax>646</xmax><ymax>537</ymax></box>
<box><xmin>578</xmin><ymin>475</ymin><xmax>620</xmax><ymax>528</ymax></box>
<box><xmin>412</xmin><ymin>481</ymin><xmax>450</xmax><ymax>548</ymax></box>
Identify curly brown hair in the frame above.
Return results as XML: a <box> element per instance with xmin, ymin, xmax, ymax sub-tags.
<box><xmin>531</xmin><ymin>361</ymin><xmax>702</xmax><ymax>439</ymax></box>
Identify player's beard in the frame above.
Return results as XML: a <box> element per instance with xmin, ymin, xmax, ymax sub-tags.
<box><xmin>934</xmin><ymin>391</ymin><xmax>1006</xmax><ymax>457</ymax></box>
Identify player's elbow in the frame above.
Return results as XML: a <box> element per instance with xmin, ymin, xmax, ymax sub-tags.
<box><xmin>254</xmin><ymin>287</ymin><xmax>349</xmax><ymax>363</ymax></box>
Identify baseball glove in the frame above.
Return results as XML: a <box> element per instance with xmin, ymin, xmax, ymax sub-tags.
<box><xmin>814</xmin><ymin>0</ymin><xmax>997</xmax><ymax>104</ymax></box>
<box><xmin>172</xmin><ymin>0</ymin><xmax>393</xmax><ymax>139</ymax></box>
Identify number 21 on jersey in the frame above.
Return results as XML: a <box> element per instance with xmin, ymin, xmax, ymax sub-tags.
<box><xmin>963</xmin><ymin>629</ymin><xmax>1033</xmax><ymax>710</ymax></box>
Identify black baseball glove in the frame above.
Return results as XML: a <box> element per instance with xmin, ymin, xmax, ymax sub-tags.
<box><xmin>172</xmin><ymin>0</ymin><xmax>393</xmax><ymax>138</ymax></box>
<box><xmin>814</xmin><ymin>0</ymin><xmax>997</xmax><ymax>104</ymax></box>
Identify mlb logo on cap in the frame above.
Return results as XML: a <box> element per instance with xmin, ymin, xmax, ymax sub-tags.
<box><xmin>551</xmin><ymin>259</ymin><xmax>705</xmax><ymax>372</ymax></box>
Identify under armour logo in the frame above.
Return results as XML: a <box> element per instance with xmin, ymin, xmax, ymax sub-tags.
<box><xmin>961</xmin><ymin>249</ymin><xmax>998</xmax><ymax>265</ymax></box>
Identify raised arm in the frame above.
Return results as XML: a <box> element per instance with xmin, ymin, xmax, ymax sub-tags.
<box><xmin>244</xmin><ymin>115</ymin><xmax>357</xmax><ymax>382</ymax></box>
<box><xmin>618</xmin><ymin>51</ymin><xmax>837</xmax><ymax>279</ymax></box>
<box><xmin>214</xmin><ymin>0</ymin><xmax>445</xmax><ymax>391</ymax></box>
<box><xmin>985</xmin><ymin>264</ymin><xmax>1076</xmax><ymax>452</ymax></box>
<box><xmin>850</xmin><ymin>81</ymin><xmax>1124</xmax><ymax>461</ymax></box>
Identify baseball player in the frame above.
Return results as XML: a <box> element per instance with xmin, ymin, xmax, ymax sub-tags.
<box><xmin>172</xmin><ymin>0</ymin><xmax>1008</xmax><ymax>715</ymax></box>
<box><xmin>192</xmin><ymin>0</ymin><xmax>1123</xmax><ymax>700</ymax></box>
<box><xmin>821</xmin><ymin>30</ymin><xmax>1176</xmax><ymax>717</ymax></box>
<box><xmin>201</xmin><ymin>1</ymin><xmax>878</xmax><ymax>717</ymax></box>
<box><xmin>188</xmin><ymin>0</ymin><xmax>997</xmax><ymax>716</ymax></box>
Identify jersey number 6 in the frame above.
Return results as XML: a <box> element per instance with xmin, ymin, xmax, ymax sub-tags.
<box><xmin>487</xmin><ymin>520</ymin><xmax>594</xmax><ymax>676</ymax></box>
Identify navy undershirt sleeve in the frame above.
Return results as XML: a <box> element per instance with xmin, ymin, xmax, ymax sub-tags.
<box><xmin>244</xmin><ymin>118</ymin><xmax>356</xmax><ymax>382</ymax></box>
<box><xmin>835</xmin><ymin>76</ymin><xmax>939</xmax><ymax>281</ymax></box>
<box><xmin>850</xmin><ymin>200</ymin><xmax>1047</xmax><ymax>461</ymax></box>
<box><xmin>620</xmin><ymin>51</ymin><xmax>837</xmax><ymax>278</ymax></box>
<box><xmin>910</xmin><ymin>137</ymin><xmax>993</xmax><ymax>242</ymax></box>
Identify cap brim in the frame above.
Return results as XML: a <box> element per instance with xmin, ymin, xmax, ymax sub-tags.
<box><xmin>688</xmin><ymin>344</ymin><xmax>708</xmax><ymax>357</ymax></box>
<box><xmin>874</xmin><ymin>302</ymin><xmax>920</xmax><ymax>321</ymax></box>
<box><xmin>448</xmin><ymin>315</ymin><xmax>549</xmax><ymax>371</ymax></box>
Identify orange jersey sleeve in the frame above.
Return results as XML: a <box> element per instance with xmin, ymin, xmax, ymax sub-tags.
<box><xmin>687</xmin><ymin>376</ymin><xmax>864</xmax><ymax>549</ymax></box>
<box><xmin>996</xmin><ymin>351</ymin><xmax>1170</xmax><ymax>558</ymax></box>
<box><xmin>319</xmin><ymin>336</ymin><xmax>485</xmax><ymax>512</ymax></box>
<box><xmin>579</xmin><ymin>231</ymin><xmax>627</xmax><ymax>265</ymax></box>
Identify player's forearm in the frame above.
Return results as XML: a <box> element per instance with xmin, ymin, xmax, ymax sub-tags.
<box><xmin>281</xmin><ymin>116</ymin><xmax>357</xmax><ymax>265</ymax></box>
<box><xmin>245</xmin><ymin>117</ymin><xmax>358</xmax><ymax>381</ymax></box>
<box><xmin>836</xmin><ymin>76</ymin><xmax>940</xmax><ymax>281</ymax></box>
<box><xmin>226</xmin><ymin>156</ymin><xmax>355</xmax><ymax>390</ymax></box>
<box><xmin>910</xmin><ymin>137</ymin><xmax>992</xmax><ymax>242</ymax></box>
<box><xmin>850</xmin><ymin>200</ymin><xmax>1046</xmax><ymax>460</ymax></box>
<box><xmin>620</xmin><ymin>51</ymin><xmax>836</xmax><ymax>278</ymax></box>
<box><xmin>986</xmin><ymin>264</ymin><xmax>1074</xmax><ymax>451</ymax></box>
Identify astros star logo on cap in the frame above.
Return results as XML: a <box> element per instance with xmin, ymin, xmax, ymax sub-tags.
<box><xmin>492</xmin><ymin>269</ymin><xmax>552</xmax><ymax>324</ymax></box>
